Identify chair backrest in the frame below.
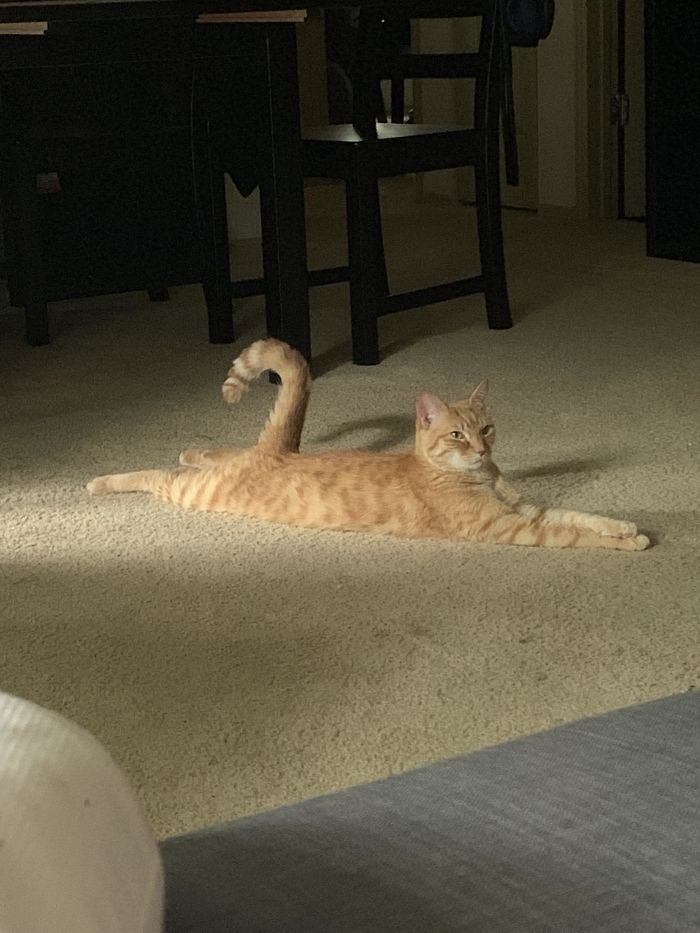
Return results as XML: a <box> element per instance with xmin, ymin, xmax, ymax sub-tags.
<box><xmin>350</xmin><ymin>1</ymin><xmax>519</xmax><ymax>184</ymax></box>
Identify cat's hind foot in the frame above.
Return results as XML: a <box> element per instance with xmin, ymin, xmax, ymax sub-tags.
<box><xmin>179</xmin><ymin>447</ymin><xmax>242</xmax><ymax>468</ymax></box>
<box><xmin>86</xmin><ymin>469</ymin><xmax>167</xmax><ymax>496</ymax></box>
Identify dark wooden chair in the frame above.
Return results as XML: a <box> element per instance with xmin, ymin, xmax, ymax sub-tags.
<box><xmin>230</xmin><ymin>1</ymin><xmax>514</xmax><ymax>365</ymax></box>
<box><xmin>378</xmin><ymin>10</ymin><xmax>520</xmax><ymax>187</ymax></box>
<box><xmin>302</xmin><ymin>0</ymin><xmax>513</xmax><ymax>365</ymax></box>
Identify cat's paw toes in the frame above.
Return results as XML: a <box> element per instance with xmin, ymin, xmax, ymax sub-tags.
<box><xmin>179</xmin><ymin>449</ymin><xmax>199</xmax><ymax>467</ymax></box>
<box><xmin>86</xmin><ymin>476</ymin><xmax>110</xmax><ymax>496</ymax></box>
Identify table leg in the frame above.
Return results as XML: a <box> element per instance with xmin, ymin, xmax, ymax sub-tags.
<box><xmin>14</xmin><ymin>151</ymin><xmax>50</xmax><ymax>345</ymax></box>
<box><xmin>255</xmin><ymin>23</ymin><xmax>311</xmax><ymax>362</ymax></box>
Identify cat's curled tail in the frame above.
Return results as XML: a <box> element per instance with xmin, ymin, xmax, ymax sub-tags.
<box><xmin>222</xmin><ymin>338</ymin><xmax>311</xmax><ymax>454</ymax></box>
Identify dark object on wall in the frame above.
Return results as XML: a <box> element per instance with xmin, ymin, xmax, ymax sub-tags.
<box><xmin>645</xmin><ymin>0</ymin><xmax>700</xmax><ymax>262</ymax></box>
<box><xmin>505</xmin><ymin>0</ymin><xmax>555</xmax><ymax>46</ymax></box>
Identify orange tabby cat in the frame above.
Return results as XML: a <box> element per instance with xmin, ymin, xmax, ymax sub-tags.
<box><xmin>87</xmin><ymin>339</ymin><xmax>649</xmax><ymax>551</ymax></box>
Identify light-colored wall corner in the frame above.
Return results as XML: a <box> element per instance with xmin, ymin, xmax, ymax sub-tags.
<box><xmin>226</xmin><ymin>180</ymin><xmax>261</xmax><ymax>241</ymax></box>
<box><xmin>537</xmin><ymin>0</ymin><xmax>578</xmax><ymax>210</ymax></box>
<box><xmin>415</xmin><ymin>4</ymin><xmax>592</xmax><ymax>217</ymax></box>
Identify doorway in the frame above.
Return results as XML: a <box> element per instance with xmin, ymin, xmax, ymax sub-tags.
<box><xmin>616</xmin><ymin>0</ymin><xmax>645</xmax><ymax>219</ymax></box>
<box><xmin>587</xmin><ymin>0</ymin><xmax>645</xmax><ymax>221</ymax></box>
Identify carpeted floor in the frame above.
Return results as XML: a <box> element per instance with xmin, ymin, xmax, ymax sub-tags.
<box><xmin>1</xmin><ymin>183</ymin><xmax>698</xmax><ymax>839</ymax></box>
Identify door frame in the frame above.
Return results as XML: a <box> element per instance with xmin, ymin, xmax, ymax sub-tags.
<box><xmin>581</xmin><ymin>0</ymin><xmax>618</xmax><ymax>220</ymax></box>
<box><xmin>581</xmin><ymin>0</ymin><xmax>644</xmax><ymax>221</ymax></box>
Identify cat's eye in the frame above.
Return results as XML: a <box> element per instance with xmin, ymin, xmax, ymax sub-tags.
<box><xmin>450</xmin><ymin>431</ymin><xmax>465</xmax><ymax>440</ymax></box>
<box><xmin>481</xmin><ymin>425</ymin><xmax>493</xmax><ymax>437</ymax></box>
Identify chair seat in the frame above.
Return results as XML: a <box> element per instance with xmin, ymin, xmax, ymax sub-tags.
<box><xmin>304</xmin><ymin>122</ymin><xmax>471</xmax><ymax>144</ymax></box>
<box><xmin>303</xmin><ymin>122</ymin><xmax>479</xmax><ymax>179</ymax></box>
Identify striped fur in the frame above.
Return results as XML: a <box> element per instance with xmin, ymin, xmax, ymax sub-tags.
<box><xmin>221</xmin><ymin>338</ymin><xmax>311</xmax><ymax>454</ymax></box>
<box><xmin>87</xmin><ymin>340</ymin><xmax>650</xmax><ymax>551</ymax></box>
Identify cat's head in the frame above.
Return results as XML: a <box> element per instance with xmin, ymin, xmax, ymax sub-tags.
<box><xmin>414</xmin><ymin>381</ymin><xmax>494</xmax><ymax>472</ymax></box>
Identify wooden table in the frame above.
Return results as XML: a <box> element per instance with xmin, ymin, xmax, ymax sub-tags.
<box><xmin>0</xmin><ymin>0</ymin><xmax>380</xmax><ymax>358</ymax></box>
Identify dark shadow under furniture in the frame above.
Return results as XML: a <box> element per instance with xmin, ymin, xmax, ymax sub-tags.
<box><xmin>161</xmin><ymin>691</ymin><xmax>700</xmax><ymax>932</ymax></box>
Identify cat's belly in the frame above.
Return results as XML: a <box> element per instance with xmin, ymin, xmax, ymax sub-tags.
<box><xmin>170</xmin><ymin>461</ymin><xmax>442</xmax><ymax>538</ymax></box>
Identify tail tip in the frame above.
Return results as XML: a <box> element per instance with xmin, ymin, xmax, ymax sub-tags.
<box><xmin>222</xmin><ymin>377</ymin><xmax>244</xmax><ymax>405</ymax></box>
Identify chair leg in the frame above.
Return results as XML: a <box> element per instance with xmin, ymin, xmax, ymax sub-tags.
<box><xmin>254</xmin><ymin>24</ymin><xmax>311</xmax><ymax>362</ymax></box>
<box><xmin>375</xmin><ymin>189</ymin><xmax>390</xmax><ymax>299</ymax></box>
<box><xmin>15</xmin><ymin>166</ymin><xmax>50</xmax><ymax>346</ymax></box>
<box><xmin>475</xmin><ymin>133</ymin><xmax>513</xmax><ymax>330</ymax></box>
<box><xmin>345</xmin><ymin>168</ymin><xmax>386</xmax><ymax>365</ymax></box>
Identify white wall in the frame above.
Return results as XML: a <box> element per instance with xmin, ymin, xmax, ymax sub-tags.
<box><xmin>226</xmin><ymin>180</ymin><xmax>261</xmax><ymax>240</ymax></box>
<box><xmin>536</xmin><ymin>0</ymin><xmax>579</xmax><ymax>209</ymax></box>
<box><xmin>417</xmin><ymin>3</ymin><xmax>583</xmax><ymax>212</ymax></box>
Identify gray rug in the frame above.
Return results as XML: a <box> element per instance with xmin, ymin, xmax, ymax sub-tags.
<box><xmin>161</xmin><ymin>691</ymin><xmax>700</xmax><ymax>933</ymax></box>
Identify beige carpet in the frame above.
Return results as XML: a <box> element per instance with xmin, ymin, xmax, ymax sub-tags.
<box><xmin>1</xmin><ymin>184</ymin><xmax>699</xmax><ymax>839</ymax></box>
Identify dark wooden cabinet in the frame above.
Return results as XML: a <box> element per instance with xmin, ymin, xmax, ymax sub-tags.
<box><xmin>646</xmin><ymin>0</ymin><xmax>700</xmax><ymax>262</ymax></box>
<box><xmin>0</xmin><ymin>21</ymin><xmax>239</xmax><ymax>344</ymax></box>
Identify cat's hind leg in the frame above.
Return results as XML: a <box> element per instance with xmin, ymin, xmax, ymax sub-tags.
<box><xmin>178</xmin><ymin>447</ymin><xmax>243</xmax><ymax>468</ymax></box>
<box><xmin>87</xmin><ymin>469</ymin><xmax>178</xmax><ymax>497</ymax></box>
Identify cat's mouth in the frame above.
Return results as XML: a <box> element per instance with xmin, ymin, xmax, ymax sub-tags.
<box><xmin>447</xmin><ymin>452</ymin><xmax>488</xmax><ymax>472</ymax></box>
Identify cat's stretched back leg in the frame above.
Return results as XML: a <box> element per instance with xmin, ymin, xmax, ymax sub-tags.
<box><xmin>87</xmin><ymin>469</ymin><xmax>180</xmax><ymax>498</ymax></box>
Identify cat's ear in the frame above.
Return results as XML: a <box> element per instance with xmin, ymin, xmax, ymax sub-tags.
<box><xmin>416</xmin><ymin>392</ymin><xmax>448</xmax><ymax>427</ymax></box>
<box><xmin>469</xmin><ymin>380</ymin><xmax>489</xmax><ymax>409</ymax></box>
